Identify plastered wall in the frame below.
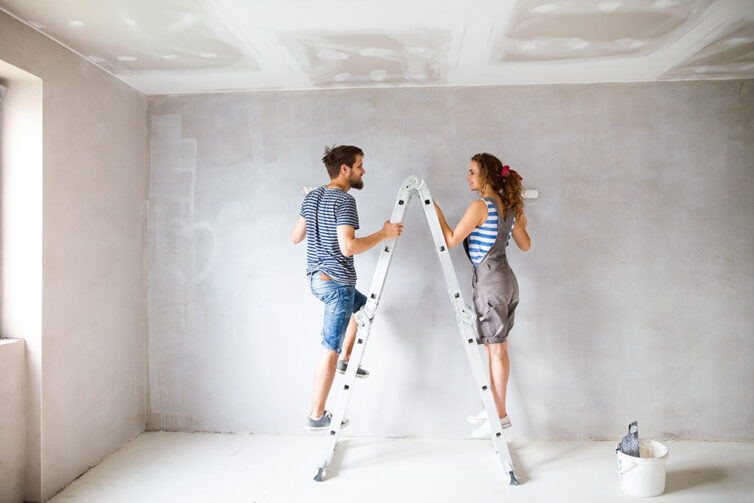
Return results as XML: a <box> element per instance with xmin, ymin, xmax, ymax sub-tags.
<box><xmin>0</xmin><ymin>340</ymin><xmax>26</xmax><ymax>503</ymax></box>
<box><xmin>0</xmin><ymin>11</ymin><xmax>149</xmax><ymax>501</ymax></box>
<box><xmin>147</xmin><ymin>80</ymin><xmax>753</xmax><ymax>441</ymax></box>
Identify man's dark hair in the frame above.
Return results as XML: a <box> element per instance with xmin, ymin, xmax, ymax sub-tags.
<box><xmin>322</xmin><ymin>145</ymin><xmax>364</xmax><ymax>179</ymax></box>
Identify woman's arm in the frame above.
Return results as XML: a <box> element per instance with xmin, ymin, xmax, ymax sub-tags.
<box><xmin>512</xmin><ymin>212</ymin><xmax>531</xmax><ymax>252</ymax></box>
<box><xmin>434</xmin><ymin>200</ymin><xmax>487</xmax><ymax>248</ymax></box>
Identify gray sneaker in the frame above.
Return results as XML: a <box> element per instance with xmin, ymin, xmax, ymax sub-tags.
<box><xmin>337</xmin><ymin>360</ymin><xmax>369</xmax><ymax>378</ymax></box>
<box><xmin>305</xmin><ymin>411</ymin><xmax>349</xmax><ymax>431</ymax></box>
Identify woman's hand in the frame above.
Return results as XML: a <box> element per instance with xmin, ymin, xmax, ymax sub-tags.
<box><xmin>512</xmin><ymin>212</ymin><xmax>530</xmax><ymax>252</ymax></box>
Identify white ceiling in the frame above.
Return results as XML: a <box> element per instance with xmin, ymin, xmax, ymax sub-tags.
<box><xmin>1</xmin><ymin>0</ymin><xmax>753</xmax><ymax>94</ymax></box>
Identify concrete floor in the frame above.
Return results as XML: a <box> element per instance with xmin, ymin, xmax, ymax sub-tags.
<box><xmin>49</xmin><ymin>432</ymin><xmax>754</xmax><ymax>502</ymax></box>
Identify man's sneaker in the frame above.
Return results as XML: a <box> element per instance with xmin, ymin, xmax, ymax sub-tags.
<box><xmin>470</xmin><ymin>416</ymin><xmax>512</xmax><ymax>438</ymax></box>
<box><xmin>305</xmin><ymin>411</ymin><xmax>349</xmax><ymax>431</ymax></box>
<box><xmin>337</xmin><ymin>360</ymin><xmax>369</xmax><ymax>378</ymax></box>
<box><xmin>467</xmin><ymin>409</ymin><xmax>487</xmax><ymax>424</ymax></box>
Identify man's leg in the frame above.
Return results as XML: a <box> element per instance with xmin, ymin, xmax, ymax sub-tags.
<box><xmin>308</xmin><ymin>280</ymin><xmax>352</xmax><ymax>419</ymax></box>
<box><xmin>339</xmin><ymin>314</ymin><xmax>358</xmax><ymax>362</ymax></box>
<box><xmin>336</xmin><ymin>313</ymin><xmax>369</xmax><ymax>378</ymax></box>
<box><xmin>339</xmin><ymin>288</ymin><xmax>367</xmax><ymax>365</ymax></box>
<box><xmin>310</xmin><ymin>349</ymin><xmax>339</xmax><ymax>419</ymax></box>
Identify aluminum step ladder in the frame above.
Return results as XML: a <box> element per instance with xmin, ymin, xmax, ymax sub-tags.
<box><xmin>313</xmin><ymin>175</ymin><xmax>519</xmax><ymax>486</ymax></box>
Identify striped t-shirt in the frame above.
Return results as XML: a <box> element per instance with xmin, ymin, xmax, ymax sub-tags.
<box><xmin>299</xmin><ymin>186</ymin><xmax>360</xmax><ymax>285</ymax></box>
<box><xmin>468</xmin><ymin>198</ymin><xmax>499</xmax><ymax>266</ymax></box>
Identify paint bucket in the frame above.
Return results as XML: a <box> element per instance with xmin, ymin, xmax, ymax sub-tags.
<box><xmin>616</xmin><ymin>439</ymin><xmax>668</xmax><ymax>497</ymax></box>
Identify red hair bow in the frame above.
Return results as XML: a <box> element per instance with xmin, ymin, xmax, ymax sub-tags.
<box><xmin>501</xmin><ymin>165</ymin><xmax>523</xmax><ymax>180</ymax></box>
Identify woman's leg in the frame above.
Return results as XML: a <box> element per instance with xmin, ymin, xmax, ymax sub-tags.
<box><xmin>486</xmin><ymin>341</ymin><xmax>510</xmax><ymax>419</ymax></box>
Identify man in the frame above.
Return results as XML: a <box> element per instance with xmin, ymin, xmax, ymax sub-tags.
<box><xmin>291</xmin><ymin>145</ymin><xmax>403</xmax><ymax>430</ymax></box>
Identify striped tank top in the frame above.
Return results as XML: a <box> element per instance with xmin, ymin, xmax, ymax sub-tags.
<box><xmin>467</xmin><ymin>198</ymin><xmax>515</xmax><ymax>266</ymax></box>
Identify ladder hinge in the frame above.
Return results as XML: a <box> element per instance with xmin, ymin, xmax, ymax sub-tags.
<box><xmin>456</xmin><ymin>306</ymin><xmax>476</xmax><ymax>327</ymax></box>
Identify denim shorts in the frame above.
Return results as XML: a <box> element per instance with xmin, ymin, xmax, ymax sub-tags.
<box><xmin>309</xmin><ymin>272</ymin><xmax>367</xmax><ymax>353</ymax></box>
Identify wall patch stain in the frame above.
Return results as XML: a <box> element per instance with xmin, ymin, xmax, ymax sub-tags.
<box><xmin>280</xmin><ymin>31</ymin><xmax>452</xmax><ymax>87</ymax></box>
<box><xmin>662</xmin><ymin>20</ymin><xmax>754</xmax><ymax>79</ymax></box>
<box><xmin>494</xmin><ymin>0</ymin><xmax>711</xmax><ymax>63</ymax></box>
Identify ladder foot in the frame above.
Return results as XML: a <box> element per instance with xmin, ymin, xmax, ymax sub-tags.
<box><xmin>313</xmin><ymin>467</ymin><xmax>326</xmax><ymax>482</ymax></box>
<box><xmin>508</xmin><ymin>471</ymin><xmax>519</xmax><ymax>486</ymax></box>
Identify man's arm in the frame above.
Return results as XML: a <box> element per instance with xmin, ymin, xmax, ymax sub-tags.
<box><xmin>336</xmin><ymin>221</ymin><xmax>403</xmax><ymax>257</ymax></box>
<box><xmin>291</xmin><ymin>216</ymin><xmax>306</xmax><ymax>244</ymax></box>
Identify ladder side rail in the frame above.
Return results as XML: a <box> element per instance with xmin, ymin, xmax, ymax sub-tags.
<box><xmin>415</xmin><ymin>183</ymin><xmax>518</xmax><ymax>484</ymax></box>
<box><xmin>313</xmin><ymin>318</ymin><xmax>375</xmax><ymax>481</ymax></box>
<box><xmin>313</xmin><ymin>177</ymin><xmax>417</xmax><ymax>481</ymax></box>
<box><xmin>361</xmin><ymin>178</ymin><xmax>419</xmax><ymax>316</ymax></box>
<box><xmin>414</xmin><ymin>186</ymin><xmax>468</xmax><ymax>309</ymax></box>
<box><xmin>457</xmin><ymin>322</ymin><xmax>517</xmax><ymax>481</ymax></box>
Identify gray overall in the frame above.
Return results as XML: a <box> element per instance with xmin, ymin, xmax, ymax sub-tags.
<box><xmin>463</xmin><ymin>199</ymin><xmax>519</xmax><ymax>345</ymax></box>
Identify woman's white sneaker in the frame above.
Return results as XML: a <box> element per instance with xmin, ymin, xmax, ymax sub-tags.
<box><xmin>467</xmin><ymin>409</ymin><xmax>487</xmax><ymax>424</ymax></box>
<box><xmin>470</xmin><ymin>416</ymin><xmax>512</xmax><ymax>438</ymax></box>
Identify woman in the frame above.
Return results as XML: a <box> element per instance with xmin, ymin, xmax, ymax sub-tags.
<box><xmin>434</xmin><ymin>153</ymin><xmax>530</xmax><ymax>436</ymax></box>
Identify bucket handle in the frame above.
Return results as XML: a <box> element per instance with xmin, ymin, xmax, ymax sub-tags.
<box><xmin>627</xmin><ymin>421</ymin><xmax>638</xmax><ymax>435</ymax></box>
<box><xmin>617</xmin><ymin>460</ymin><xmax>638</xmax><ymax>476</ymax></box>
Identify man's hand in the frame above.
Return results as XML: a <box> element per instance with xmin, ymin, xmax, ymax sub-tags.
<box><xmin>382</xmin><ymin>220</ymin><xmax>404</xmax><ymax>239</ymax></box>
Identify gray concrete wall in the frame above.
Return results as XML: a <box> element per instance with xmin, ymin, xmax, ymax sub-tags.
<box><xmin>0</xmin><ymin>11</ymin><xmax>149</xmax><ymax>501</ymax></box>
<box><xmin>0</xmin><ymin>339</ymin><xmax>26</xmax><ymax>503</ymax></box>
<box><xmin>147</xmin><ymin>80</ymin><xmax>754</xmax><ymax>441</ymax></box>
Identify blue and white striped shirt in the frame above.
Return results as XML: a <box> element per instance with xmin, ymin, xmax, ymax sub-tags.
<box><xmin>299</xmin><ymin>186</ymin><xmax>360</xmax><ymax>285</ymax></box>
<box><xmin>468</xmin><ymin>198</ymin><xmax>498</xmax><ymax>266</ymax></box>
<box><xmin>467</xmin><ymin>198</ymin><xmax>516</xmax><ymax>266</ymax></box>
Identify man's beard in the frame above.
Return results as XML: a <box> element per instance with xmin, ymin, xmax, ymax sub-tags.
<box><xmin>350</xmin><ymin>177</ymin><xmax>364</xmax><ymax>190</ymax></box>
